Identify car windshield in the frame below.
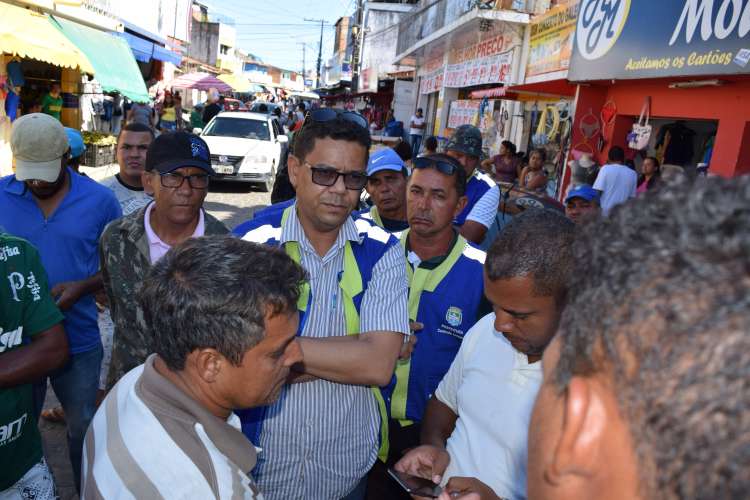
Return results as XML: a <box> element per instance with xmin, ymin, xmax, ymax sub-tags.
<box><xmin>203</xmin><ymin>117</ymin><xmax>270</xmax><ymax>141</ymax></box>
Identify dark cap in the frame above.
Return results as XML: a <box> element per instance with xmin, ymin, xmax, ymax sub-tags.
<box><xmin>445</xmin><ymin>124</ymin><xmax>483</xmax><ymax>158</ymax></box>
<box><xmin>145</xmin><ymin>132</ymin><xmax>215</xmax><ymax>175</ymax></box>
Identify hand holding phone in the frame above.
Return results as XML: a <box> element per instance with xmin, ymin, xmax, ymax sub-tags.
<box><xmin>388</xmin><ymin>468</ymin><xmax>443</xmax><ymax>498</ymax></box>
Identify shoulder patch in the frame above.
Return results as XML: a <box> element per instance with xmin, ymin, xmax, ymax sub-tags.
<box><xmin>475</xmin><ymin>171</ymin><xmax>496</xmax><ymax>188</ymax></box>
<box><xmin>240</xmin><ymin>224</ymin><xmax>282</xmax><ymax>244</ymax></box>
<box><xmin>354</xmin><ymin>217</ymin><xmax>392</xmax><ymax>245</ymax></box>
<box><xmin>462</xmin><ymin>244</ymin><xmax>486</xmax><ymax>265</ymax></box>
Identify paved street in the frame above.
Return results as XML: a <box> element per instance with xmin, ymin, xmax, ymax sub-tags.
<box><xmin>41</xmin><ymin>165</ymin><xmax>272</xmax><ymax>499</ymax></box>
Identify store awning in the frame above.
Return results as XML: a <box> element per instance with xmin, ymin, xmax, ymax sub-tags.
<box><xmin>469</xmin><ymin>87</ymin><xmax>507</xmax><ymax>99</ymax></box>
<box><xmin>114</xmin><ymin>31</ymin><xmax>153</xmax><ymax>63</ymax></box>
<box><xmin>0</xmin><ymin>3</ymin><xmax>94</xmax><ymax>74</ymax></box>
<box><xmin>50</xmin><ymin>16</ymin><xmax>150</xmax><ymax>102</ymax></box>
<box><xmin>505</xmin><ymin>79</ymin><xmax>576</xmax><ymax>97</ymax></box>
<box><xmin>218</xmin><ymin>73</ymin><xmax>252</xmax><ymax>93</ymax></box>
<box><xmin>152</xmin><ymin>45</ymin><xmax>181</xmax><ymax>66</ymax></box>
<box><xmin>169</xmin><ymin>72</ymin><xmax>232</xmax><ymax>92</ymax></box>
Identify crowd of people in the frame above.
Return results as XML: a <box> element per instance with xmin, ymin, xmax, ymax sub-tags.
<box><xmin>0</xmin><ymin>104</ymin><xmax>747</xmax><ymax>500</ymax></box>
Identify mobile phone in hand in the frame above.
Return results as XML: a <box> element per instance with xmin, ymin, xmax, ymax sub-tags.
<box><xmin>387</xmin><ymin>468</ymin><xmax>443</xmax><ymax>498</ymax></box>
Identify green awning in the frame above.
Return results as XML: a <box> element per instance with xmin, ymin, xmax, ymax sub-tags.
<box><xmin>50</xmin><ymin>16</ymin><xmax>151</xmax><ymax>103</ymax></box>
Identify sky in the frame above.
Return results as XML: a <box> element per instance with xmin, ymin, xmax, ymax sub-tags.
<box><xmin>203</xmin><ymin>0</ymin><xmax>357</xmax><ymax>75</ymax></box>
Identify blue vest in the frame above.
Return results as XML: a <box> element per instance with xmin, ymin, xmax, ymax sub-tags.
<box><xmin>232</xmin><ymin>203</ymin><xmax>399</xmax><ymax>450</ymax></box>
<box><xmin>454</xmin><ymin>170</ymin><xmax>496</xmax><ymax>227</ymax></box>
<box><xmin>381</xmin><ymin>231</ymin><xmax>486</xmax><ymax>424</ymax></box>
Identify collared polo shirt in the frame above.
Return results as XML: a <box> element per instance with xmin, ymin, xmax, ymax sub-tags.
<box><xmin>82</xmin><ymin>355</ymin><xmax>263</xmax><ymax>499</ymax></box>
<box><xmin>0</xmin><ymin>169</ymin><xmax>122</xmax><ymax>353</ymax></box>
<box><xmin>143</xmin><ymin>202</ymin><xmax>205</xmax><ymax>263</ymax></box>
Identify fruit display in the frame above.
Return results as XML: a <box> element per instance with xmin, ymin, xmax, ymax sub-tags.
<box><xmin>81</xmin><ymin>131</ymin><xmax>117</xmax><ymax>146</ymax></box>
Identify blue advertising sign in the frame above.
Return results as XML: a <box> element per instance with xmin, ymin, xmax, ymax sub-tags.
<box><xmin>568</xmin><ymin>0</ymin><xmax>750</xmax><ymax>81</ymax></box>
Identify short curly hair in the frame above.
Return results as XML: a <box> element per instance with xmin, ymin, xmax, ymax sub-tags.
<box><xmin>554</xmin><ymin>176</ymin><xmax>750</xmax><ymax>499</ymax></box>
<box><xmin>485</xmin><ymin>208</ymin><xmax>575</xmax><ymax>301</ymax></box>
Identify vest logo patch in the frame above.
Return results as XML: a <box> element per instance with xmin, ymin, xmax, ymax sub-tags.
<box><xmin>445</xmin><ymin>306</ymin><xmax>463</xmax><ymax>327</ymax></box>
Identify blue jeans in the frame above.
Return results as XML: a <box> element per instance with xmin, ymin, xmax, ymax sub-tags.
<box><xmin>410</xmin><ymin>134</ymin><xmax>423</xmax><ymax>160</ymax></box>
<box><xmin>34</xmin><ymin>345</ymin><xmax>102</xmax><ymax>493</ymax></box>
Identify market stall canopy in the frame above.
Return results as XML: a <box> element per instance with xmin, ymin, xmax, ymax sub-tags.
<box><xmin>169</xmin><ymin>72</ymin><xmax>232</xmax><ymax>92</ymax></box>
<box><xmin>0</xmin><ymin>3</ymin><xmax>94</xmax><ymax>74</ymax></box>
<box><xmin>217</xmin><ymin>73</ymin><xmax>252</xmax><ymax>93</ymax></box>
<box><xmin>114</xmin><ymin>32</ymin><xmax>182</xmax><ymax>66</ymax></box>
<box><xmin>50</xmin><ymin>16</ymin><xmax>150</xmax><ymax>102</ymax></box>
<box><xmin>289</xmin><ymin>91</ymin><xmax>320</xmax><ymax>100</ymax></box>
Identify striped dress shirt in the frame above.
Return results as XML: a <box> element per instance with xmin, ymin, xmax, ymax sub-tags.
<box><xmin>251</xmin><ymin>208</ymin><xmax>410</xmax><ymax>500</ymax></box>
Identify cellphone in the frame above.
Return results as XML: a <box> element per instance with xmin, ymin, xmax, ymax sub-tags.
<box><xmin>387</xmin><ymin>468</ymin><xmax>443</xmax><ymax>498</ymax></box>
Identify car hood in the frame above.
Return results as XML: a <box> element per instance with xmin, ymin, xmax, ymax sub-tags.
<box><xmin>201</xmin><ymin>135</ymin><xmax>273</xmax><ymax>157</ymax></box>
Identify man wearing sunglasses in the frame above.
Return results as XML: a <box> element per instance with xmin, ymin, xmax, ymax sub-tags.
<box><xmin>234</xmin><ymin>110</ymin><xmax>410</xmax><ymax>500</ymax></box>
<box><xmin>445</xmin><ymin>125</ymin><xmax>500</xmax><ymax>246</ymax></box>
<box><xmin>99</xmin><ymin>132</ymin><xmax>228</xmax><ymax>389</ymax></box>
<box><xmin>367</xmin><ymin>154</ymin><xmax>490</xmax><ymax>499</ymax></box>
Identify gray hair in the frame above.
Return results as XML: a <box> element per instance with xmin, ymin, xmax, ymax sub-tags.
<box><xmin>485</xmin><ymin>208</ymin><xmax>575</xmax><ymax>301</ymax></box>
<box><xmin>138</xmin><ymin>235</ymin><xmax>307</xmax><ymax>371</ymax></box>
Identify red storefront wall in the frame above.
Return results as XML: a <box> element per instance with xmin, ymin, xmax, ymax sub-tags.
<box><xmin>563</xmin><ymin>76</ymin><xmax>750</xmax><ymax>194</ymax></box>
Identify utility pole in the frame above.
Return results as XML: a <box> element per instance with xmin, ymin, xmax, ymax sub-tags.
<box><xmin>304</xmin><ymin>18</ymin><xmax>327</xmax><ymax>89</ymax></box>
<box><xmin>350</xmin><ymin>0</ymin><xmax>365</xmax><ymax>92</ymax></box>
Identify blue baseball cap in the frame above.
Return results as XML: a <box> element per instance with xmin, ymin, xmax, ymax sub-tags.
<box><xmin>367</xmin><ymin>148</ymin><xmax>406</xmax><ymax>177</ymax></box>
<box><xmin>65</xmin><ymin>128</ymin><xmax>86</xmax><ymax>159</ymax></box>
<box><xmin>565</xmin><ymin>185</ymin><xmax>599</xmax><ymax>204</ymax></box>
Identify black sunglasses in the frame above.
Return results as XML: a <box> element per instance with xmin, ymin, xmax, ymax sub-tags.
<box><xmin>304</xmin><ymin>108</ymin><xmax>369</xmax><ymax>131</ymax></box>
<box><xmin>306</xmin><ymin>162</ymin><xmax>368</xmax><ymax>190</ymax></box>
<box><xmin>412</xmin><ymin>156</ymin><xmax>460</xmax><ymax>176</ymax></box>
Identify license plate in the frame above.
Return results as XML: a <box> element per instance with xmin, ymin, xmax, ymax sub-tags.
<box><xmin>213</xmin><ymin>164</ymin><xmax>234</xmax><ymax>174</ymax></box>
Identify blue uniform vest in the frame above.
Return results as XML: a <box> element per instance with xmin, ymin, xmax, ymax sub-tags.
<box><xmin>232</xmin><ymin>203</ymin><xmax>400</xmax><ymax>456</ymax></box>
<box><xmin>454</xmin><ymin>170</ymin><xmax>496</xmax><ymax>227</ymax></box>
<box><xmin>381</xmin><ymin>231</ymin><xmax>486</xmax><ymax>423</ymax></box>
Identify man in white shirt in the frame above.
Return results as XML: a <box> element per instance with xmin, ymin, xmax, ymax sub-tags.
<box><xmin>410</xmin><ymin>108</ymin><xmax>426</xmax><ymax>160</ymax></box>
<box><xmin>84</xmin><ymin>236</ymin><xmax>305</xmax><ymax>499</ymax></box>
<box><xmin>593</xmin><ymin>146</ymin><xmax>637</xmax><ymax>216</ymax></box>
<box><xmin>395</xmin><ymin>209</ymin><xmax>575</xmax><ymax>500</ymax></box>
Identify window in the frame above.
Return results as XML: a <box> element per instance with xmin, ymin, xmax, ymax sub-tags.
<box><xmin>203</xmin><ymin>117</ymin><xmax>271</xmax><ymax>141</ymax></box>
<box><xmin>220</xmin><ymin>44</ymin><xmax>230</xmax><ymax>55</ymax></box>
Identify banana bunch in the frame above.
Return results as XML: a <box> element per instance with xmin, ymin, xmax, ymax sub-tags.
<box><xmin>82</xmin><ymin>131</ymin><xmax>117</xmax><ymax>146</ymax></box>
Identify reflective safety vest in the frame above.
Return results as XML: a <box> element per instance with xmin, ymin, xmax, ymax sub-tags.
<box><xmin>454</xmin><ymin>170</ymin><xmax>496</xmax><ymax>227</ymax></box>
<box><xmin>358</xmin><ymin>205</ymin><xmax>406</xmax><ymax>238</ymax></box>
<box><xmin>381</xmin><ymin>229</ymin><xmax>486</xmax><ymax>429</ymax></box>
<box><xmin>234</xmin><ymin>203</ymin><xmax>400</xmax><ymax>461</ymax></box>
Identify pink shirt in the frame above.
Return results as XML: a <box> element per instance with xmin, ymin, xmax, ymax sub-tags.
<box><xmin>144</xmin><ymin>202</ymin><xmax>205</xmax><ymax>263</ymax></box>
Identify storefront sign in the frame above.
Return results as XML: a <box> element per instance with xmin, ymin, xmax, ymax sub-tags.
<box><xmin>444</xmin><ymin>33</ymin><xmax>517</xmax><ymax>88</ymax></box>
<box><xmin>569</xmin><ymin>0</ymin><xmax>750</xmax><ymax>80</ymax></box>
<box><xmin>527</xmin><ymin>0</ymin><xmax>580</xmax><ymax>79</ymax></box>
<box><xmin>420</xmin><ymin>67</ymin><xmax>445</xmax><ymax>94</ymax></box>
<box><xmin>447</xmin><ymin>100</ymin><xmax>481</xmax><ymax>129</ymax></box>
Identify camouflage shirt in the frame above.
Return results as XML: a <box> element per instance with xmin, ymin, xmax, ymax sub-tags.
<box><xmin>100</xmin><ymin>204</ymin><xmax>229</xmax><ymax>388</ymax></box>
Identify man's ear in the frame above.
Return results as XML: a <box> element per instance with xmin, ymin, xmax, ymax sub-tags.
<box><xmin>192</xmin><ymin>348</ymin><xmax>223</xmax><ymax>383</ymax></box>
<box><xmin>142</xmin><ymin>171</ymin><xmax>155</xmax><ymax>195</ymax></box>
<box><xmin>454</xmin><ymin>195</ymin><xmax>468</xmax><ymax>219</ymax></box>
<box><xmin>547</xmin><ymin>376</ymin><xmax>608</xmax><ymax>483</ymax></box>
<box><xmin>287</xmin><ymin>154</ymin><xmax>301</xmax><ymax>189</ymax></box>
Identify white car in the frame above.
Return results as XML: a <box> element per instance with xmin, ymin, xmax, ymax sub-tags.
<box><xmin>200</xmin><ymin>111</ymin><xmax>288</xmax><ymax>191</ymax></box>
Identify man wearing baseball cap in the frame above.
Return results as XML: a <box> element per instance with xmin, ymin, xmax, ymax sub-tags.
<box><xmin>362</xmin><ymin>147</ymin><xmax>410</xmax><ymax>233</ymax></box>
<box><xmin>444</xmin><ymin>125</ymin><xmax>499</xmax><ymax>246</ymax></box>
<box><xmin>564</xmin><ymin>185</ymin><xmax>601</xmax><ymax>224</ymax></box>
<box><xmin>0</xmin><ymin>113</ymin><xmax>122</xmax><ymax>493</ymax></box>
<box><xmin>99</xmin><ymin>131</ymin><xmax>228</xmax><ymax>389</ymax></box>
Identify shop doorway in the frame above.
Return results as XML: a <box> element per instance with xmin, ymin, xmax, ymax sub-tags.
<box><xmin>639</xmin><ymin>118</ymin><xmax>718</xmax><ymax>177</ymax></box>
<box><xmin>424</xmin><ymin>92</ymin><xmax>439</xmax><ymax>142</ymax></box>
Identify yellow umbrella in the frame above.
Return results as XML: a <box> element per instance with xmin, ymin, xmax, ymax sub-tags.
<box><xmin>0</xmin><ymin>3</ymin><xmax>94</xmax><ymax>74</ymax></box>
<box><xmin>217</xmin><ymin>73</ymin><xmax>252</xmax><ymax>93</ymax></box>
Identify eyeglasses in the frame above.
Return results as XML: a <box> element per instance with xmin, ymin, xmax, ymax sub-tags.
<box><xmin>412</xmin><ymin>156</ymin><xmax>460</xmax><ymax>176</ymax></box>
<box><xmin>306</xmin><ymin>163</ymin><xmax>368</xmax><ymax>190</ymax></box>
<box><xmin>303</xmin><ymin>108</ymin><xmax>369</xmax><ymax>131</ymax></box>
<box><xmin>158</xmin><ymin>171</ymin><xmax>210</xmax><ymax>189</ymax></box>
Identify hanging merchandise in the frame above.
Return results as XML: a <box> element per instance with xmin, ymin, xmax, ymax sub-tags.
<box><xmin>578</xmin><ymin>108</ymin><xmax>600</xmax><ymax>140</ymax></box>
<box><xmin>627</xmin><ymin>97</ymin><xmax>652</xmax><ymax>150</ymax></box>
<box><xmin>599</xmin><ymin>100</ymin><xmax>617</xmax><ymax>151</ymax></box>
<box><xmin>532</xmin><ymin>104</ymin><xmax>560</xmax><ymax>147</ymax></box>
<box><xmin>4</xmin><ymin>90</ymin><xmax>20</xmax><ymax>122</ymax></box>
<box><xmin>6</xmin><ymin>60</ymin><xmax>24</xmax><ymax>88</ymax></box>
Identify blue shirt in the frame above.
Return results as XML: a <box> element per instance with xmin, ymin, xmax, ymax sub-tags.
<box><xmin>0</xmin><ymin>169</ymin><xmax>122</xmax><ymax>354</ymax></box>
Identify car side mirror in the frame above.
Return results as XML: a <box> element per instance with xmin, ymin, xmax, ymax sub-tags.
<box><xmin>193</xmin><ymin>127</ymin><xmax>203</xmax><ymax>135</ymax></box>
<box><xmin>277</xmin><ymin>135</ymin><xmax>289</xmax><ymax>144</ymax></box>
